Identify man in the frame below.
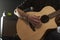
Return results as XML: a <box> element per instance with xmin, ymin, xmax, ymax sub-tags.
<box><xmin>15</xmin><ymin>0</ymin><xmax>60</xmax><ymax>40</ymax></box>
<box><xmin>15</xmin><ymin>0</ymin><xmax>60</xmax><ymax>31</ymax></box>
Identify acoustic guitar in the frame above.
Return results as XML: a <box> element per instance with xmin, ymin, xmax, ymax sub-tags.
<box><xmin>16</xmin><ymin>6</ymin><xmax>60</xmax><ymax>40</ymax></box>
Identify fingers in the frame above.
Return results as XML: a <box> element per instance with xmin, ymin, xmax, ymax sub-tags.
<box><xmin>28</xmin><ymin>15</ymin><xmax>40</xmax><ymax>23</ymax></box>
<box><xmin>30</xmin><ymin>20</ymin><xmax>42</xmax><ymax>28</ymax></box>
<box><xmin>28</xmin><ymin>15</ymin><xmax>42</xmax><ymax>28</ymax></box>
<box><xmin>31</xmin><ymin>15</ymin><xmax>40</xmax><ymax>19</ymax></box>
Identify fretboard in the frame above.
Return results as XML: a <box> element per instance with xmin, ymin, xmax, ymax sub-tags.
<box><xmin>48</xmin><ymin>10</ymin><xmax>60</xmax><ymax>19</ymax></box>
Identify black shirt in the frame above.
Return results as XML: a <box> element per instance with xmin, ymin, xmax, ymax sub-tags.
<box><xmin>44</xmin><ymin>29</ymin><xmax>60</xmax><ymax>40</ymax></box>
<box><xmin>18</xmin><ymin>0</ymin><xmax>60</xmax><ymax>11</ymax></box>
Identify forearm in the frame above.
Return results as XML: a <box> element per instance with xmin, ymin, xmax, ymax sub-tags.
<box><xmin>15</xmin><ymin>8</ymin><xmax>29</xmax><ymax>19</ymax></box>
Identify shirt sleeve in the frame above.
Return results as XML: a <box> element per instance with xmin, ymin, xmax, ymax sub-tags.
<box><xmin>43</xmin><ymin>30</ymin><xmax>54</xmax><ymax>40</ymax></box>
<box><xmin>43</xmin><ymin>29</ymin><xmax>60</xmax><ymax>40</ymax></box>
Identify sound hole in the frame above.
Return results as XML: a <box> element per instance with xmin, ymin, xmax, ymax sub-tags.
<box><xmin>40</xmin><ymin>15</ymin><xmax>49</xmax><ymax>23</ymax></box>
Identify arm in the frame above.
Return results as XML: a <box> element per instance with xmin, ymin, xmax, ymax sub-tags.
<box><xmin>14</xmin><ymin>8</ymin><xmax>42</xmax><ymax>28</ymax></box>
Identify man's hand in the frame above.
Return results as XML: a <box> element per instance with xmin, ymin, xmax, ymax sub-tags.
<box><xmin>14</xmin><ymin>8</ymin><xmax>42</xmax><ymax>28</ymax></box>
<box><xmin>28</xmin><ymin>15</ymin><xmax>42</xmax><ymax>28</ymax></box>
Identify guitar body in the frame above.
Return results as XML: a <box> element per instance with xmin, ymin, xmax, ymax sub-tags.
<box><xmin>16</xmin><ymin>6</ymin><xmax>57</xmax><ymax>40</ymax></box>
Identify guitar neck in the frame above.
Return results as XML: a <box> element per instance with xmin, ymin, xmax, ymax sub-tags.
<box><xmin>48</xmin><ymin>10</ymin><xmax>60</xmax><ymax>19</ymax></box>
